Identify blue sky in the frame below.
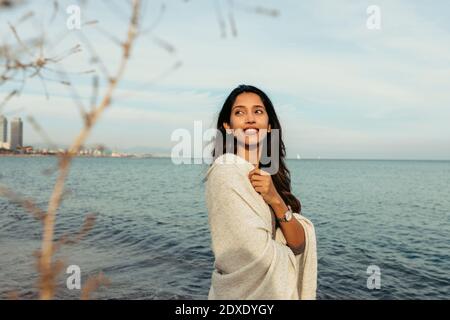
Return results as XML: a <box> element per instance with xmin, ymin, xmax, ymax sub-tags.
<box><xmin>1</xmin><ymin>0</ymin><xmax>450</xmax><ymax>159</ymax></box>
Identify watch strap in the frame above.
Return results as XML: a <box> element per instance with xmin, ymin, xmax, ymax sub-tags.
<box><xmin>276</xmin><ymin>206</ymin><xmax>293</xmax><ymax>223</ymax></box>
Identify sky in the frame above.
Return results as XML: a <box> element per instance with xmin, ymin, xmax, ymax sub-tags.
<box><xmin>1</xmin><ymin>0</ymin><xmax>450</xmax><ymax>159</ymax></box>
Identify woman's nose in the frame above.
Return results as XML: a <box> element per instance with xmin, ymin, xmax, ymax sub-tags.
<box><xmin>246</xmin><ymin>113</ymin><xmax>256</xmax><ymax>123</ymax></box>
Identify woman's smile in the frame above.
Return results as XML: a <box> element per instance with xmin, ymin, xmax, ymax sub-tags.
<box><xmin>244</xmin><ymin>128</ymin><xmax>259</xmax><ymax>136</ymax></box>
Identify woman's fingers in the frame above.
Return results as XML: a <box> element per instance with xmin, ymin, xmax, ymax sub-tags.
<box><xmin>248</xmin><ymin>168</ymin><xmax>263</xmax><ymax>176</ymax></box>
<box><xmin>254</xmin><ymin>186</ymin><xmax>265</xmax><ymax>194</ymax></box>
<box><xmin>248</xmin><ymin>168</ymin><xmax>269</xmax><ymax>180</ymax></box>
<box><xmin>251</xmin><ymin>181</ymin><xmax>264</xmax><ymax>187</ymax></box>
<box><xmin>249</xmin><ymin>175</ymin><xmax>265</xmax><ymax>182</ymax></box>
<box><xmin>248</xmin><ymin>169</ymin><xmax>257</xmax><ymax>178</ymax></box>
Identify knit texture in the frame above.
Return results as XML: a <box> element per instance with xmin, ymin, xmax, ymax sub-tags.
<box><xmin>205</xmin><ymin>153</ymin><xmax>317</xmax><ymax>300</ymax></box>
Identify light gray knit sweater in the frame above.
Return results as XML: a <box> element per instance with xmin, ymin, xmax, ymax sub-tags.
<box><xmin>205</xmin><ymin>153</ymin><xmax>317</xmax><ymax>300</ymax></box>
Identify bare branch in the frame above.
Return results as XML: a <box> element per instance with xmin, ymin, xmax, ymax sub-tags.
<box><xmin>38</xmin><ymin>0</ymin><xmax>142</xmax><ymax>300</ymax></box>
<box><xmin>0</xmin><ymin>185</ymin><xmax>46</xmax><ymax>221</ymax></box>
<box><xmin>81</xmin><ymin>272</ymin><xmax>110</xmax><ymax>300</ymax></box>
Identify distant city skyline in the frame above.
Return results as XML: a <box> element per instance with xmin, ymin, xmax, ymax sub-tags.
<box><xmin>1</xmin><ymin>1</ymin><xmax>450</xmax><ymax>160</ymax></box>
<box><xmin>0</xmin><ymin>115</ymin><xmax>7</xmax><ymax>144</ymax></box>
<box><xmin>10</xmin><ymin>117</ymin><xmax>23</xmax><ymax>151</ymax></box>
<box><xmin>0</xmin><ymin>115</ymin><xmax>23</xmax><ymax>151</ymax></box>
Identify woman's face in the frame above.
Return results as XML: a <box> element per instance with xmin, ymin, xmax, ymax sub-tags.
<box><xmin>223</xmin><ymin>92</ymin><xmax>271</xmax><ymax>147</ymax></box>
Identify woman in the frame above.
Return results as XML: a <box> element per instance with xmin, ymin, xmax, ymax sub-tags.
<box><xmin>204</xmin><ymin>85</ymin><xmax>317</xmax><ymax>300</ymax></box>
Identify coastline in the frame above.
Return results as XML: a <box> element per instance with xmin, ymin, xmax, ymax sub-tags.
<box><xmin>0</xmin><ymin>154</ymin><xmax>169</xmax><ymax>159</ymax></box>
<box><xmin>1</xmin><ymin>154</ymin><xmax>448</xmax><ymax>161</ymax></box>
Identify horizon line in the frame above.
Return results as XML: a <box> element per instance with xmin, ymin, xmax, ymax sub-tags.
<box><xmin>167</xmin><ymin>156</ymin><xmax>450</xmax><ymax>161</ymax></box>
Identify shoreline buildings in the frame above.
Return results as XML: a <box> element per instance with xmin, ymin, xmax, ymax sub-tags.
<box><xmin>0</xmin><ymin>115</ymin><xmax>23</xmax><ymax>151</ymax></box>
<box><xmin>0</xmin><ymin>115</ymin><xmax>153</xmax><ymax>157</ymax></box>
<box><xmin>10</xmin><ymin>117</ymin><xmax>23</xmax><ymax>151</ymax></box>
<box><xmin>0</xmin><ymin>115</ymin><xmax>7</xmax><ymax>147</ymax></box>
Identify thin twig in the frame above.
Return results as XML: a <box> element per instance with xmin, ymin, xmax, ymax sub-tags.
<box><xmin>38</xmin><ymin>0</ymin><xmax>142</xmax><ymax>300</ymax></box>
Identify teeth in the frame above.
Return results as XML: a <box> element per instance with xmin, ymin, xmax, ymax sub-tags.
<box><xmin>244</xmin><ymin>129</ymin><xmax>258</xmax><ymax>135</ymax></box>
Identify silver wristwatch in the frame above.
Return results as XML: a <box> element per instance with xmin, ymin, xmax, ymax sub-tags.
<box><xmin>276</xmin><ymin>206</ymin><xmax>293</xmax><ymax>223</ymax></box>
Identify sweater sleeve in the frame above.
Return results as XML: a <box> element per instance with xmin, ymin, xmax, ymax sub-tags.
<box><xmin>206</xmin><ymin>164</ymin><xmax>295</xmax><ymax>275</ymax></box>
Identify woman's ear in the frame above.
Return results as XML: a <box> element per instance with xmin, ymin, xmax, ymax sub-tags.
<box><xmin>223</xmin><ymin>122</ymin><xmax>233</xmax><ymax>134</ymax></box>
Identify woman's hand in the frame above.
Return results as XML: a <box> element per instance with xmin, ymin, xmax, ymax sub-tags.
<box><xmin>248</xmin><ymin>168</ymin><xmax>282</xmax><ymax>206</ymax></box>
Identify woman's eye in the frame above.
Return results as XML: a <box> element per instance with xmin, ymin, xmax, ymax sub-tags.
<box><xmin>234</xmin><ymin>109</ymin><xmax>263</xmax><ymax>115</ymax></box>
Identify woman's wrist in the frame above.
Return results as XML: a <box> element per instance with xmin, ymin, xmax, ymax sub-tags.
<box><xmin>269</xmin><ymin>195</ymin><xmax>289</xmax><ymax>218</ymax></box>
<box><xmin>268</xmin><ymin>193</ymin><xmax>283</xmax><ymax>206</ymax></box>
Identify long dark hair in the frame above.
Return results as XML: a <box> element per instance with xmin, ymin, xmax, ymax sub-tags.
<box><xmin>210</xmin><ymin>84</ymin><xmax>301</xmax><ymax>214</ymax></box>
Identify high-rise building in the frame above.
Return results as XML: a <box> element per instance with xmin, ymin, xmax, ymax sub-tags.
<box><xmin>0</xmin><ymin>115</ymin><xmax>7</xmax><ymax>144</ymax></box>
<box><xmin>10</xmin><ymin>117</ymin><xmax>23</xmax><ymax>151</ymax></box>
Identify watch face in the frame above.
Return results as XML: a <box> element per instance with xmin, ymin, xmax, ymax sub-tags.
<box><xmin>285</xmin><ymin>210</ymin><xmax>293</xmax><ymax>221</ymax></box>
